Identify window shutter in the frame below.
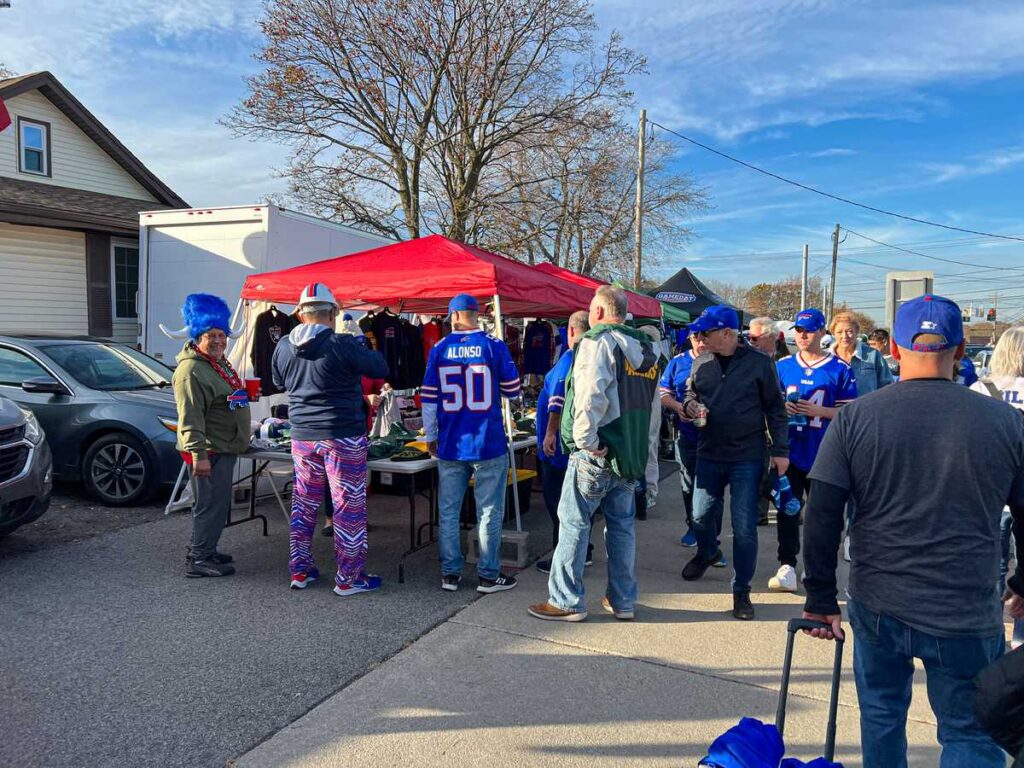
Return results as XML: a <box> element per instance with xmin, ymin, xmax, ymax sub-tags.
<box><xmin>85</xmin><ymin>233</ymin><xmax>112</xmax><ymax>338</ymax></box>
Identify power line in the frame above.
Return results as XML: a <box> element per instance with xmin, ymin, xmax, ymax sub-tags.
<box><xmin>650</xmin><ymin>120</ymin><xmax>1024</xmax><ymax>242</ymax></box>
<box><xmin>843</xmin><ymin>228</ymin><xmax>1024</xmax><ymax>272</ymax></box>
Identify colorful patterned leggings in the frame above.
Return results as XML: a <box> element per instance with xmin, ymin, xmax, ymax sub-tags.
<box><xmin>289</xmin><ymin>437</ymin><xmax>369</xmax><ymax>587</ymax></box>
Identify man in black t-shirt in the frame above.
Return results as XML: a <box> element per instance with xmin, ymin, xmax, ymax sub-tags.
<box><xmin>802</xmin><ymin>294</ymin><xmax>1024</xmax><ymax>768</ymax></box>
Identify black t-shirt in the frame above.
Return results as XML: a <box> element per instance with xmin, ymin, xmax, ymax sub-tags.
<box><xmin>809</xmin><ymin>379</ymin><xmax>1024</xmax><ymax>636</ymax></box>
<box><xmin>397</xmin><ymin>320</ymin><xmax>425</xmax><ymax>389</ymax></box>
<box><xmin>715</xmin><ymin>353</ymin><xmax>733</xmax><ymax>374</ymax></box>
<box><xmin>374</xmin><ymin>312</ymin><xmax>403</xmax><ymax>385</ymax></box>
<box><xmin>251</xmin><ymin>308</ymin><xmax>296</xmax><ymax>394</ymax></box>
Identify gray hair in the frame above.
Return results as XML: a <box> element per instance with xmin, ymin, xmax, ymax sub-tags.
<box><xmin>749</xmin><ymin>316</ymin><xmax>775</xmax><ymax>334</ymax></box>
<box><xmin>299</xmin><ymin>302</ymin><xmax>336</xmax><ymax>319</ymax></box>
<box><xmin>991</xmin><ymin>326</ymin><xmax>1024</xmax><ymax>379</ymax></box>
<box><xmin>568</xmin><ymin>310</ymin><xmax>590</xmax><ymax>333</ymax></box>
<box><xmin>593</xmin><ymin>285</ymin><xmax>628</xmax><ymax>321</ymax></box>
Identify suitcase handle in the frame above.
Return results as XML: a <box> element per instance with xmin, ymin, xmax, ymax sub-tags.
<box><xmin>776</xmin><ymin>618</ymin><xmax>844</xmax><ymax>762</ymax></box>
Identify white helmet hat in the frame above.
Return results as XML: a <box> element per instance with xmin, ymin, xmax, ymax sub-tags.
<box><xmin>297</xmin><ymin>282</ymin><xmax>338</xmax><ymax>309</ymax></box>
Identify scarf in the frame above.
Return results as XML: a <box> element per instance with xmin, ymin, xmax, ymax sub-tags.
<box><xmin>190</xmin><ymin>342</ymin><xmax>243</xmax><ymax>391</ymax></box>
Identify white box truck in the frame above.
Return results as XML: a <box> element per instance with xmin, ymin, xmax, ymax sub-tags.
<box><xmin>137</xmin><ymin>204</ymin><xmax>391</xmax><ymax>361</ymax></box>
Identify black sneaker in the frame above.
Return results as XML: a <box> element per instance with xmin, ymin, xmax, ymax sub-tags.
<box><xmin>535</xmin><ymin>559</ymin><xmax>552</xmax><ymax>574</ymax></box>
<box><xmin>441</xmin><ymin>574</ymin><xmax>462</xmax><ymax>592</ymax></box>
<box><xmin>186</xmin><ymin>558</ymin><xmax>235</xmax><ymax>578</ymax></box>
<box><xmin>682</xmin><ymin>549</ymin><xmax>723</xmax><ymax>581</ymax></box>
<box><xmin>210</xmin><ymin>552</ymin><xmax>233</xmax><ymax>564</ymax></box>
<box><xmin>732</xmin><ymin>590</ymin><xmax>755</xmax><ymax>621</ymax></box>
<box><xmin>477</xmin><ymin>573</ymin><xmax>518</xmax><ymax>593</ymax></box>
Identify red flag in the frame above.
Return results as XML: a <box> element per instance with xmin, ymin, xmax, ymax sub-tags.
<box><xmin>0</xmin><ymin>97</ymin><xmax>10</xmax><ymax>133</ymax></box>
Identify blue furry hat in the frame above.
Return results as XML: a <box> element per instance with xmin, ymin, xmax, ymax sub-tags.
<box><xmin>182</xmin><ymin>293</ymin><xmax>232</xmax><ymax>340</ymax></box>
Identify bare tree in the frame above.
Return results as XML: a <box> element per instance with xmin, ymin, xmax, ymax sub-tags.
<box><xmin>0</xmin><ymin>62</ymin><xmax>15</xmax><ymax>79</ymax></box>
<box><xmin>227</xmin><ymin>0</ymin><xmax>644</xmax><ymax>244</ymax></box>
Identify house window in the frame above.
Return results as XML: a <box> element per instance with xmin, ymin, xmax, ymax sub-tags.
<box><xmin>18</xmin><ymin>118</ymin><xmax>50</xmax><ymax>176</ymax></box>
<box><xmin>112</xmin><ymin>243</ymin><xmax>139</xmax><ymax>320</ymax></box>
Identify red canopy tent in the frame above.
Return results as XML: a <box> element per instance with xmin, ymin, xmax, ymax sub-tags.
<box><xmin>531</xmin><ymin>262</ymin><xmax>662</xmax><ymax>319</ymax></box>
<box><xmin>240</xmin><ymin>234</ymin><xmax>595</xmax><ymax>318</ymax></box>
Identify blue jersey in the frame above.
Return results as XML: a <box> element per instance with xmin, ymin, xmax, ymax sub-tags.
<box><xmin>536</xmin><ymin>349</ymin><xmax>573</xmax><ymax>470</ymax></box>
<box><xmin>776</xmin><ymin>352</ymin><xmax>857</xmax><ymax>471</ymax></box>
<box><xmin>421</xmin><ymin>329</ymin><xmax>521</xmax><ymax>461</ymax></box>
<box><xmin>659</xmin><ymin>351</ymin><xmax>699</xmax><ymax>443</ymax></box>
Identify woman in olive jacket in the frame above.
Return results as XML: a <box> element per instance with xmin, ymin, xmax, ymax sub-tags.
<box><xmin>171</xmin><ymin>294</ymin><xmax>251</xmax><ymax>578</ymax></box>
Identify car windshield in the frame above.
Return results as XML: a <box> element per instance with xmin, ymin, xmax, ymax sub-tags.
<box><xmin>45</xmin><ymin>343</ymin><xmax>174</xmax><ymax>391</ymax></box>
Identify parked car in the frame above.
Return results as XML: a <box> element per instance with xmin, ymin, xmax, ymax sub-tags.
<box><xmin>0</xmin><ymin>336</ymin><xmax>181</xmax><ymax>506</ymax></box>
<box><xmin>0</xmin><ymin>395</ymin><xmax>53</xmax><ymax>537</ymax></box>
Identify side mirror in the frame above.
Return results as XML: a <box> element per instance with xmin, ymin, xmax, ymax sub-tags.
<box><xmin>22</xmin><ymin>377</ymin><xmax>70</xmax><ymax>396</ymax></box>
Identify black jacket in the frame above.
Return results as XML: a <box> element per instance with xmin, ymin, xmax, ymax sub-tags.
<box><xmin>683</xmin><ymin>342</ymin><xmax>788</xmax><ymax>462</ymax></box>
<box><xmin>975</xmin><ymin>645</ymin><xmax>1024</xmax><ymax>766</ymax></box>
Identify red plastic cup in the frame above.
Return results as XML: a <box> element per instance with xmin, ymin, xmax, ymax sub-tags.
<box><xmin>245</xmin><ymin>378</ymin><xmax>261</xmax><ymax>401</ymax></box>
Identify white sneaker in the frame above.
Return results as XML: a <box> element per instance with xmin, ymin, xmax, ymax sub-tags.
<box><xmin>843</xmin><ymin>536</ymin><xmax>851</xmax><ymax>563</ymax></box>
<box><xmin>768</xmin><ymin>564</ymin><xmax>798</xmax><ymax>593</ymax></box>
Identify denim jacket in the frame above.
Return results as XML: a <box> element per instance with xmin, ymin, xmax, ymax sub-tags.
<box><xmin>846</xmin><ymin>342</ymin><xmax>893</xmax><ymax>396</ymax></box>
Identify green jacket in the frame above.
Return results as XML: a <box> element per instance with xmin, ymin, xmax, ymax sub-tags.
<box><xmin>172</xmin><ymin>343</ymin><xmax>250</xmax><ymax>460</ymax></box>
<box><xmin>560</xmin><ymin>323</ymin><xmax>659</xmax><ymax>480</ymax></box>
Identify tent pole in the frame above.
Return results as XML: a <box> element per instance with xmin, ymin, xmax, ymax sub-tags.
<box><xmin>493</xmin><ymin>294</ymin><xmax>522</xmax><ymax>533</ymax></box>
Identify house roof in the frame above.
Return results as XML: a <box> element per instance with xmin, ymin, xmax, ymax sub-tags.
<box><xmin>0</xmin><ymin>71</ymin><xmax>188</xmax><ymax>208</ymax></box>
<box><xmin>0</xmin><ymin>176</ymin><xmax>173</xmax><ymax>235</ymax></box>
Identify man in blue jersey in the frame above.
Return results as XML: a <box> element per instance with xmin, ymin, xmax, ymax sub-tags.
<box><xmin>422</xmin><ymin>294</ymin><xmax>522</xmax><ymax>594</ymax></box>
<box><xmin>535</xmin><ymin>311</ymin><xmax>591</xmax><ymax>574</ymax></box>
<box><xmin>772</xmin><ymin>308</ymin><xmax>856</xmax><ymax>593</ymax></box>
<box><xmin>660</xmin><ymin>330</ymin><xmax>709</xmax><ymax>548</ymax></box>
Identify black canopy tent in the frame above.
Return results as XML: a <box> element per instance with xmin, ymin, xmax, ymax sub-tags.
<box><xmin>649</xmin><ymin>267</ymin><xmax>754</xmax><ymax>326</ymax></box>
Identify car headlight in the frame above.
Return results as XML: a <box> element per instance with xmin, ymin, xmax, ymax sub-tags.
<box><xmin>158</xmin><ymin>416</ymin><xmax>179</xmax><ymax>433</ymax></box>
<box><xmin>21</xmin><ymin>409</ymin><xmax>42</xmax><ymax>444</ymax></box>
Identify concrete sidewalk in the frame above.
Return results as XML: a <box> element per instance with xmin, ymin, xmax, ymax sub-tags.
<box><xmin>235</xmin><ymin>477</ymin><xmax>958</xmax><ymax>768</ymax></box>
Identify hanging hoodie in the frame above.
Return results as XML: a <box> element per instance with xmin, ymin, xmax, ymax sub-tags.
<box><xmin>560</xmin><ymin>323</ymin><xmax>659</xmax><ymax>480</ymax></box>
<box><xmin>271</xmin><ymin>323</ymin><xmax>389</xmax><ymax>440</ymax></box>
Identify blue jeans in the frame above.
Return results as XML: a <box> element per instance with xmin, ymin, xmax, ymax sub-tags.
<box><xmin>548</xmin><ymin>452</ymin><xmax>637</xmax><ymax>612</ymax></box>
<box><xmin>438</xmin><ymin>454</ymin><xmax>508</xmax><ymax>581</ymax></box>
<box><xmin>692</xmin><ymin>458</ymin><xmax>761</xmax><ymax>591</ymax></box>
<box><xmin>848</xmin><ymin>598</ymin><xmax>1005</xmax><ymax>768</ymax></box>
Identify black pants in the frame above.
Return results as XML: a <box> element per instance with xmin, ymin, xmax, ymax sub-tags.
<box><xmin>777</xmin><ymin>464</ymin><xmax>809</xmax><ymax>567</ymax></box>
<box><xmin>540</xmin><ymin>459</ymin><xmax>593</xmax><ymax>557</ymax></box>
<box><xmin>675</xmin><ymin>436</ymin><xmax>697</xmax><ymax>529</ymax></box>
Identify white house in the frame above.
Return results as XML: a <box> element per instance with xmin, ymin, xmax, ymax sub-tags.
<box><xmin>0</xmin><ymin>71</ymin><xmax>186</xmax><ymax>343</ymax></box>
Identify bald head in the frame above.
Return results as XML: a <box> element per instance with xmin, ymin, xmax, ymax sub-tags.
<box><xmin>567</xmin><ymin>310</ymin><xmax>590</xmax><ymax>349</ymax></box>
<box><xmin>590</xmin><ymin>285</ymin><xmax>628</xmax><ymax>327</ymax></box>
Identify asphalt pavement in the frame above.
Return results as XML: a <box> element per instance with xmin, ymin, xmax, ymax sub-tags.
<box><xmin>0</xmin><ymin>477</ymin><xmax>557</xmax><ymax>768</ymax></box>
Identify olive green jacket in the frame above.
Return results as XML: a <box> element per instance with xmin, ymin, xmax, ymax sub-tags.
<box><xmin>172</xmin><ymin>343</ymin><xmax>250</xmax><ymax>461</ymax></box>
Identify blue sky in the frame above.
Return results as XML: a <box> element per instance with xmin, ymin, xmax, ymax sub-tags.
<box><xmin>4</xmin><ymin>0</ymin><xmax>1024</xmax><ymax>322</ymax></box>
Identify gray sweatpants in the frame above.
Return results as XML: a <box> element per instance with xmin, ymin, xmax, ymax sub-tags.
<box><xmin>189</xmin><ymin>453</ymin><xmax>236</xmax><ymax>560</ymax></box>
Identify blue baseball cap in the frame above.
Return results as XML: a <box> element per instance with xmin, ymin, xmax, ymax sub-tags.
<box><xmin>894</xmin><ymin>294</ymin><xmax>964</xmax><ymax>352</ymax></box>
<box><xmin>793</xmin><ymin>308</ymin><xmax>826</xmax><ymax>332</ymax></box>
<box><xmin>447</xmin><ymin>293</ymin><xmax>480</xmax><ymax>315</ymax></box>
<box><xmin>688</xmin><ymin>305</ymin><xmax>740</xmax><ymax>334</ymax></box>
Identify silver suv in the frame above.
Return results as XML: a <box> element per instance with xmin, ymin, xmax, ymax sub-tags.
<box><xmin>0</xmin><ymin>395</ymin><xmax>52</xmax><ymax>537</ymax></box>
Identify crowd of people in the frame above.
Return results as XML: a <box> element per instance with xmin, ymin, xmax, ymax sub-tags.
<box><xmin>170</xmin><ymin>284</ymin><xmax>1024</xmax><ymax>766</ymax></box>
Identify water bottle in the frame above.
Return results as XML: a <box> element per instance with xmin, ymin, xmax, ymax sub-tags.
<box><xmin>771</xmin><ymin>474</ymin><xmax>802</xmax><ymax>516</ymax></box>
<box><xmin>786</xmin><ymin>386</ymin><xmax>807</xmax><ymax>427</ymax></box>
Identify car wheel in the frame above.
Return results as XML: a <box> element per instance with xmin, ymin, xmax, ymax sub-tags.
<box><xmin>82</xmin><ymin>432</ymin><xmax>154</xmax><ymax>507</ymax></box>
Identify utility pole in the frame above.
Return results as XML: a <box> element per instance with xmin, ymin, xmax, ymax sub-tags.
<box><xmin>633</xmin><ymin>109</ymin><xmax>647</xmax><ymax>291</ymax></box>
<box><xmin>828</xmin><ymin>223</ymin><xmax>840</xmax><ymax>319</ymax></box>
<box><xmin>800</xmin><ymin>244</ymin><xmax>809</xmax><ymax>309</ymax></box>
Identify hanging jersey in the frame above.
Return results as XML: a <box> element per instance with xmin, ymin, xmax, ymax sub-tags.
<box><xmin>358</xmin><ymin>314</ymin><xmax>378</xmax><ymax>350</ymax></box>
<box><xmin>659</xmin><ymin>351</ymin><xmax>699</xmax><ymax>443</ymax></box>
<box><xmin>374</xmin><ymin>312</ymin><xmax>403</xmax><ymax>385</ymax></box>
<box><xmin>776</xmin><ymin>352</ymin><xmax>857</xmax><ymax>471</ymax></box>
<box><xmin>422</xmin><ymin>320</ymin><xmax>443</xmax><ymax>363</ymax></box>
<box><xmin>421</xmin><ymin>329</ymin><xmax>521</xmax><ymax>461</ymax></box>
<box><xmin>523</xmin><ymin>321</ymin><xmax>554</xmax><ymax>375</ymax></box>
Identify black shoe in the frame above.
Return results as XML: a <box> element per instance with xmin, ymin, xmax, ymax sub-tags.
<box><xmin>535</xmin><ymin>559</ymin><xmax>552</xmax><ymax>574</ymax></box>
<box><xmin>757</xmin><ymin>515</ymin><xmax>770</xmax><ymax>526</ymax></box>
<box><xmin>210</xmin><ymin>551</ymin><xmax>233</xmax><ymax>564</ymax></box>
<box><xmin>186</xmin><ymin>558</ymin><xmax>235</xmax><ymax>578</ymax></box>
<box><xmin>477</xmin><ymin>573</ymin><xmax>518</xmax><ymax>593</ymax></box>
<box><xmin>682</xmin><ymin>549</ymin><xmax>723</xmax><ymax>581</ymax></box>
<box><xmin>441</xmin><ymin>574</ymin><xmax>462</xmax><ymax>592</ymax></box>
<box><xmin>732</xmin><ymin>590</ymin><xmax>755</xmax><ymax>620</ymax></box>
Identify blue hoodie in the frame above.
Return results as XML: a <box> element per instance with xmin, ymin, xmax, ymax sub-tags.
<box><xmin>271</xmin><ymin>323</ymin><xmax>389</xmax><ymax>440</ymax></box>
